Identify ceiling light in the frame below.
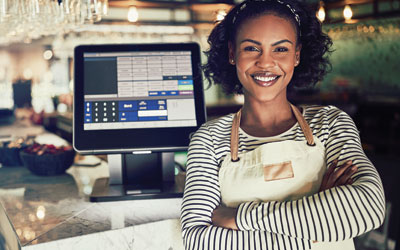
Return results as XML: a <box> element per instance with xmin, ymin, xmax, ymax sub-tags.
<box><xmin>102</xmin><ymin>0</ymin><xmax>109</xmax><ymax>15</ymax></box>
<box><xmin>343</xmin><ymin>5</ymin><xmax>353</xmax><ymax>21</ymax></box>
<box><xmin>216</xmin><ymin>10</ymin><xmax>227</xmax><ymax>22</ymax></box>
<box><xmin>316</xmin><ymin>2</ymin><xmax>325</xmax><ymax>22</ymax></box>
<box><xmin>127</xmin><ymin>6</ymin><xmax>139</xmax><ymax>23</ymax></box>
<box><xmin>43</xmin><ymin>50</ymin><xmax>53</xmax><ymax>60</ymax></box>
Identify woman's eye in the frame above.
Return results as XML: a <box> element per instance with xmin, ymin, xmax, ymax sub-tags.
<box><xmin>244</xmin><ymin>46</ymin><xmax>260</xmax><ymax>52</ymax></box>
<box><xmin>274</xmin><ymin>47</ymin><xmax>289</xmax><ymax>52</ymax></box>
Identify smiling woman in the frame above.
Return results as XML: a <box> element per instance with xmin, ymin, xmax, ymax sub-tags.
<box><xmin>180</xmin><ymin>0</ymin><xmax>385</xmax><ymax>250</ymax></box>
<box><xmin>202</xmin><ymin>0</ymin><xmax>331</xmax><ymax>95</ymax></box>
<box><xmin>230</xmin><ymin>15</ymin><xmax>300</xmax><ymax>105</ymax></box>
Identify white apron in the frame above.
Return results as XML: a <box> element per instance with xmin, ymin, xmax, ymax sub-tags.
<box><xmin>219</xmin><ymin>104</ymin><xmax>355</xmax><ymax>250</ymax></box>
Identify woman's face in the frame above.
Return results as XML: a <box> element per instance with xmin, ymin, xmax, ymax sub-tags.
<box><xmin>229</xmin><ymin>14</ymin><xmax>300</xmax><ymax>103</ymax></box>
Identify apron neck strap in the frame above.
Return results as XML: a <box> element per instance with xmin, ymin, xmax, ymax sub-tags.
<box><xmin>289</xmin><ymin>104</ymin><xmax>315</xmax><ymax>146</ymax></box>
<box><xmin>230</xmin><ymin>109</ymin><xmax>242</xmax><ymax>162</ymax></box>
<box><xmin>230</xmin><ymin>104</ymin><xmax>315</xmax><ymax>162</ymax></box>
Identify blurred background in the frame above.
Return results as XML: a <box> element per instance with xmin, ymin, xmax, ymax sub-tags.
<box><xmin>0</xmin><ymin>0</ymin><xmax>399</xmax><ymax>249</ymax></box>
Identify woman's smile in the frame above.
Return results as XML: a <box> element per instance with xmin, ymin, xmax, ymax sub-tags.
<box><xmin>251</xmin><ymin>72</ymin><xmax>281</xmax><ymax>87</ymax></box>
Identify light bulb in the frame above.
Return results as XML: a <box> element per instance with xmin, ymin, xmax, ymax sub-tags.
<box><xmin>43</xmin><ymin>50</ymin><xmax>53</xmax><ymax>60</ymax></box>
<box><xmin>102</xmin><ymin>0</ymin><xmax>108</xmax><ymax>15</ymax></box>
<box><xmin>36</xmin><ymin>206</ymin><xmax>46</xmax><ymax>220</ymax></box>
<box><xmin>127</xmin><ymin>6</ymin><xmax>139</xmax><ymax>23</ymax></box>
<box><xmin>343</xmin><ymin>5</ymin><xmax>353</xmax><ymax>21</ymax></box>
<box><xmin>317</xmin><ymin>5</ymin><xmax>325</xmax><ymax>22</ymax></box>
<box><xmin>216</xmin><ymin>10</ymin><xmax>227</xmax><ymax>22</ymax></box>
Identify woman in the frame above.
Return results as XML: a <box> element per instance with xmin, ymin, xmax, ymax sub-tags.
<box><xmin>180</xmin><ymin>0</ymin><xmax>385</xmax><ymax>249</ymax></box>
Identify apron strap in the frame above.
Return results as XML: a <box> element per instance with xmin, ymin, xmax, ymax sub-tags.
<box><xmin>230</xmin><ymin>109</ymin><xmax>241</xmax><ymax>162</ymax></box>
<box><xmin>289</xmin><ymin>104</ymin><xmax>315</xmax><ymax>146</ymax></box>
<box><xmin>230</xmin><ymin>104</ymin><xmax>315</xmax><ymax>162</ymax></box>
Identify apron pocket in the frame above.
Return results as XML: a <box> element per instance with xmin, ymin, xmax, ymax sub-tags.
<box><xmin>263</xmin><ymin>161</ymin><xmax>294</xmax><ymax>181</ymax></box>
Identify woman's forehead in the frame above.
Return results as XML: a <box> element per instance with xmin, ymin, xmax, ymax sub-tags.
<box><xmin>235</xmin><ymin>14</ymin><xmax>298</xmax><ymax>43</ymax></box>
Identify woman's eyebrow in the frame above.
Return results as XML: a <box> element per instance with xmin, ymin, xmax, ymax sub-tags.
<box><xmin>271</xmin><ymin>39</ymin><xmax>293</xmax><ymax>46</ymax></box>
<box><xmin>240</xmin><ymin>39</ymin><xmax>261</xmax><ymax>45</ymax></box>
<box><xmin>240</xmin><ymin>39</ymin><xmax>294</xmax><ymax>46</ymax></box>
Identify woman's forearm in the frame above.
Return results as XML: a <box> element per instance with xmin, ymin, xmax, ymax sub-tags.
<box><xmin>234</xmin><ymin>112</ymin><xmax>385</xmax><ymax>241</ymax></box>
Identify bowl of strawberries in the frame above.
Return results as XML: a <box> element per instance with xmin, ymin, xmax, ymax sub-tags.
<box><xmin>20</xmin><ymin>143</ymin><xmax>75</xmax><ymax>176</ymax></box>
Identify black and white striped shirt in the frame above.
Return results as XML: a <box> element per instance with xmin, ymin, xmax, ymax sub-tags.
<box><xmin>180</xmin><ymin>105</ymin><xmax>385</xmax><ymax>250</ymax></box>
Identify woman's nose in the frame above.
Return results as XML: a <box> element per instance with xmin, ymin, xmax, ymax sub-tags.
<box><xmin>256</xmin><ymin>52</ymin><xmax>275</xmax><ymax>68</ymax></box>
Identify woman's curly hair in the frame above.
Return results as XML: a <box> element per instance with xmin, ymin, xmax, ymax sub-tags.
<box><xmin>202</xmin><ymin>0</ymin><xmax>333</xmax><ymax>94</ymax></box>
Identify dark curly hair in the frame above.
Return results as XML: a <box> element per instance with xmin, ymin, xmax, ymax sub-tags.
<box><xmin>202</xmin><ymin>0</ymin><xmax>332</xmax><ymax>94</ymax></box>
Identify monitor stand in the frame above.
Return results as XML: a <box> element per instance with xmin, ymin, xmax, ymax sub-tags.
<box><xmin>90</xmin><ymin>152</ymin><xmax>183</xmax><ymax>202</ymax></box>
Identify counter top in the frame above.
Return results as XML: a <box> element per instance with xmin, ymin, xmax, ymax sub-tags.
<box><xmin>0</xmin><ymin>122</ymin><xmax>184</xmax><ymax>250</ymax></box>
<box><xmin>0</xmin><ymin>120</ymin><xmax>183</xmax><ymax>250</ymax></box>
<box><xmin>0</xmin><ymin>162</ymin><xmax>183</xmax><ymax>249</ymax></box>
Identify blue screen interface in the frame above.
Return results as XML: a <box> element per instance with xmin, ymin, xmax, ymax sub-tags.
<box><xmin>83</xmin><ymin>51</ymin><xmax>197</xmax><ymax>130</ymax></box>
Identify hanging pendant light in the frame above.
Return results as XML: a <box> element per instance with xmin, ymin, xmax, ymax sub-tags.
<box><xmin>316</xmin><ymin>1</ymin><xmax>326</xmax><ymax>23</ymax></box>
<box><xmin>102</xmin><ymin>0</ymin><xmax>109</xmax><ymax>16</ymax></box>
<box><xmin>127</xmin><ymin>6</ymin><xmax>139</xmax><ymax>23</ymax></box>
<box><xmin>216</xmin><ymin>10</ymin><xmax>227</xmax><ymax>22</ymax></box>
<box><xmin>343</xmin><ymin>5</ymin><xmax>353</xmax><ymax>21</ymax></box>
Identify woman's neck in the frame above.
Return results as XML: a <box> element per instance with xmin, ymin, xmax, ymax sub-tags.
<box><xmin>240</xmin><ymin>97</ymin><xmax>296</xmax><ymax>137</ymax></box>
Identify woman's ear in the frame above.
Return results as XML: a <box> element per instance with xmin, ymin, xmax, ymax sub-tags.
<box><xmin>228</xmin><ymin>42</ymin><xmax>235</xmax><ymax>65</ymax></box>
<box><xmin>295</xmin><ymin>44</ymin><xmax>302</xmax><ymax>66</ymax></box>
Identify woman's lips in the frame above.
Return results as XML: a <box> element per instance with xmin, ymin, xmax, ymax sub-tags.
<box><xmin>251</xmin><ymin>74</ymin><xmax>280</xmax><ymax>87</ymax></box>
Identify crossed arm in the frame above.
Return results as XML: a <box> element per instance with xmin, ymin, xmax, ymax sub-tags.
<box><xmin>181</xmin><ymin>110</ymin><xmax>385</xmax><ymax>249</ymax></box>
<box><xmin>212</xmin><ymin>159</ymin><xmax>358</xmax><ymax>230</ymax></box>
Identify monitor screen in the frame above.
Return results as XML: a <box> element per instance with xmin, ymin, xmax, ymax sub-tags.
<box><xmin>73</xmin><ymin>43</ymin><xmax>206</xmax><ymax>154</ymax></box>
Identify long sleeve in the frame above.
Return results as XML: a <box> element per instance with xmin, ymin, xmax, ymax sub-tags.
<box><xmin>180</xmin><ymin>124</ymin><xmax>234</xmax><ymax>250</ymax></box>
<box><xmin>235</xmin><ymin>108</ymin><xmax>386</xmax><ymax>242</ymax></box>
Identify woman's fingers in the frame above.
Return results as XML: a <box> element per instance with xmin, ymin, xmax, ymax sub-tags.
<box><xmin>346</xmin><ymin>178</ymin><xmax>353</xmax><ymax>185</ymax></box>
<box><xmin>320</xmin><ymin>160</ymin><xmax>338</xmax><ymax>189</ymax></box>
<box><xmin>326</xmin><ymin>160</ymin><xmax>338</xmax><ymax>176</ymax></box>
<box><xmin>320</xmin><ymin>160</ymin><xmax>357</xmax><ymax>191</ymax></box>
<box><xmin>331</xmin><ymin>160</ymin><xmax>353</xmax><ymax>180</ymax></box>
<box><xmin>335</xmin><ymin>164</ymin><xmax>357</xmax><ymax>186</ymax></box>
<box><xmin>325</xmin><ymin>160</ymin><xmax>351</xmax><ymax>188</ymax></box>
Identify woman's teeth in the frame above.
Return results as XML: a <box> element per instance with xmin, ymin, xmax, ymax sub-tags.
<box><xmin>253</xmin><ymin>75</ymin><xmax>278</xmax><ymax>82</ymax></box>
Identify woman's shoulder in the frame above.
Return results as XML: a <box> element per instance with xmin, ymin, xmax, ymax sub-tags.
<box><xmin>202</xmin><ymin>113</ymin><xmax>234</xmax><ymax>130</ymax></box>
<box><xmin>303</xmin><ymin>104</ymin><xmax>348</xmax><ymax>120</ymax></box>
<box><xmin>302</xmin><ymin>104</ymin><xmax>356</xmax><ymax>134</ymax></box>
<box><xmin>192</xmin><ymin>113</ymin><xmax>235</xmax><ymax>138</ymax></box>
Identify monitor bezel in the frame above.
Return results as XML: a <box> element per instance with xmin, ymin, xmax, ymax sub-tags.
<box><xmin>73</xmin><ymin>43</ymin><xmax>206</xmax><ymax>154</ymax></box>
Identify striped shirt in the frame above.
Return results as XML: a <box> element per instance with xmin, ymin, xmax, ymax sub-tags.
<box><xmin>180</xmin><ymin>105</ymin><xmax>385</xmax><ymax>250</ymax></box>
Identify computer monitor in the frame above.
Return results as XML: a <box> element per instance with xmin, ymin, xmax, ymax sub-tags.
<box><xmin>73</xmin><ymin>43</ymin><xmax>206</xmax><ymax>201</ymax></box>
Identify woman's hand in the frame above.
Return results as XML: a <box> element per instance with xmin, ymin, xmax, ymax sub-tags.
<box><xmin>212</xmin><ymin>206</ymin><xmax>238</xmax><ymax>230</ymax></box>
<box><xmin>319</xmin><ymin>160</ymin><xmax>357</xmax><ymax>192</ymax></box>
